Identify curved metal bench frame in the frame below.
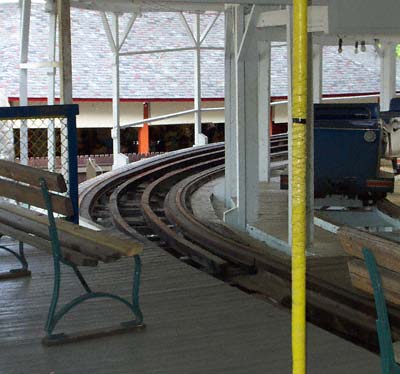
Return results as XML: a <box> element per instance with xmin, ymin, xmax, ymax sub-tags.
<box><xmin>0</xmin><ymin>239</ymin><xmax>30</xmax><ymax>279</ymax></box>
<box><xmin>363</xmin><ymin>248</ymin><xmax>400</xmax><ymax>374</ymax></box>
<box><xmin>40</xmin><ymin>178</ymin><xmax>144</xmax><ymax>345</ymax></box>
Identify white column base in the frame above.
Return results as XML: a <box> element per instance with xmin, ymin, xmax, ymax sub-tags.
<box><xmin>112</xmin><ymin>153</ymin><xmax>129</xmax><ymax>170</ymax></box>
<box><xmin>195</xmin><ymin>133</ymin><xmax>209</xmax><ymax>146</ymax></box>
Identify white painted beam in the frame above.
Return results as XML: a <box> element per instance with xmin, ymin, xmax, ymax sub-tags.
<box><xmin>179</xmin><ymin>12</ymin><xmax>196</xmax><ymax>45</ymax></box>
<box><xmin>224</xmin><ymin>5</ymin><xmax>237</xmax><ymax>209</ymax></box>
<box><xmin>380</xmin><ymin>42</ymin><xmax>396</xmax><ymax>111</ymax></box>
<box><xmin>200</xmin><ymin>12</ymin><xmax>221</xmax><ymax>45</ymax></box>
<box><xmin>121</xmin><ymin>108</ymin><xmax>197</xmax><ymax>128</ymax></box>
<box><xmin>120</xmin><ymin>47</ymin><xmax>195</xmax><ymax>56</ymax></box>
<box><xmin>47</xmin><ymin>9</ymin><xmax>57</xmax><ymax>171</ymax></box>
<box><xmin>100</xmin><ymin>12</ymin><xmax>117</xmax><ymax>52</ymax></box>
<box><xmin>193</xmin><ymin>13</ymin><xmax>205</xmax><ymax>145</ymax></box>
<box><xmin>286</xmin><ymin>5</ymin><xmax>292</xmax><ymax>246</ymax></box>
<box><xmin>119</xmin><ymin>13</ymin><xmax>137</xmax><ymax>49</ymax></box>
<box><xmin>229</xmin><ymin>4</ymin><xmax>247</xmax><ymax>228</ymax></box>
<box><xmin>110</xmin><ymin>13</ymin><xmax>123</xmax><ymax>167</ymax></box>
<box><xmin>225</xmin><ymin>4</ymin><xmax>259</xmax><ymax>230</ymax></box>
<box><xmin>119</xmin><ymin>46</ymin><xmax>223</xmax><ymax>56</ymax></box>
<box><xmin>19</xmin><ymin>0</ymin><xmax>31</xmax><ymax>165</ymax></box>
<box><xmin>20</xmin><ymin>62</ymin><xmax>60</xmax><ymax>69</ymax></box>
<box><xmin>307</xmin><ymin>33</ymin><xmax>315</xmax><ymax>249</ymax></box>
<box><xmin>258</xmin><ymin>40</ymin><xmax>271</xmax><ymax>182</ymax></box>
<box><xmin>237</xmin><ymin>5</ymin><xmax>258</xmax><ymax>62</ymax></box>
<box><xmin>70</xmin><ymin>0</ymin><xmax>225</xmax><ymax>13</ymax></box>
<box><xmin>70</xmin><ymin>0</ymin><xmax>289</xmax><ymax>14</ymax></box>
<box><xmin>257</xmin><ymin>6</ymin><xmax>328</xmax><ymax>33</ymax></box>
<box><xmin>242</xmin><ymin>8</ymin><xmax>260</xmax><ymax>227</ymax></box>
<box><xmin>312</xmin><ymin>44</ymin><xmax>322</xmax><ymax>104</ymax></box>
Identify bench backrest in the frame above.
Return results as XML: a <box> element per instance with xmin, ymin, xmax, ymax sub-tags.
<box><xmin>0</xmin><ymin>159</ymin><xmax>74</xmax><ymax>217</ymax></box>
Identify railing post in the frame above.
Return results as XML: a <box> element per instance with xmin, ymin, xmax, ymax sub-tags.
<box><xmin>67</xmin><ymin>107</ymin><xmax>79</xmax><ymax>224</ymax></box>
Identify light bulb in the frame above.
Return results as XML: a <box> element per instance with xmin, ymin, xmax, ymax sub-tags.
<box><xmin>354</xmin><ymin>41</ymin><xmax>359</xmax><ymax>54</ymax></box>
<box><xmin>361</xmin><ymin>41</ymin><xmax>366</xmax><ymax>52</ymax></box>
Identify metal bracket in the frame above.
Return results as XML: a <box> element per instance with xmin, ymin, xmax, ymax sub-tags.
<box><xmin>0</xmin><ymin>240</ymin><xmax>31</xmax><ymax>280</ymax></box>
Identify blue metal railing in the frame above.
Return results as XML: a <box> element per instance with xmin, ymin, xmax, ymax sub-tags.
<box><xmin>0</xmin><ymin>104</ymin><xmax>80</xmax><ymax>223</ymax></box>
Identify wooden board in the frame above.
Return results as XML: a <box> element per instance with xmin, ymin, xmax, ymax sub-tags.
<box><xmin>0</xmin><ymin>206</ymin><xmax>118</xmax><ymax>262</ymax></box>
<box><xmin>348</xmin><ymin>258</ymin><xmax>400</xmax><ymax>307</ymax></box>
<box><xmin>0</xmin><ymin>221</ymin><xmax>98</xmax><ymax>267</ymax></box>
<box><xmin>0</xmin><ymin>203</ymin><xmax>142</xmax><ymax>258</ymax></box>
<box><xmin>0</xmin><ymin>237</ymin><xmax>380</xmax><ymax>373</ymax></box>
<box><xmin>0</xmin><ymin>178</ymin><xmax>73</xmax><ymax>216</ymax></box>
<box><xmin>377</xmin><ymin>198</ymin><xmax>400</xmax><ymax>219</ymax></box>
<box><xmin>42</xmin><ymin>323</ymin><xmax>146</xmax><ymax>346</ymax></box>
<box><xmin>338</xmin><ymin>226</ymin><xmax>400</xmax><ymax>273</ymax></box>
<box><xmin>0</xmin><ymin>159</ymin><xmax>67</xmax><ymax>192</ymax></box>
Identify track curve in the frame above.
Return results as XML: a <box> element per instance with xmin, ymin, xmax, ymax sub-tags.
<box><xmin>79</xmin><ymin>143</ymin><xmax>400</xmax><ymax>353</ymax></box>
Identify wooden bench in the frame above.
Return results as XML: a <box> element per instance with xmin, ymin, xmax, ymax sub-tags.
<box><xmin>0</xmin><ymin>159</ymin><xmax>144</xmax><ymax>345</ymax></box>
<box><xmin>338</xmin><ymin>226</ymin><xmax>400</xmax><ymax>373</ymax></box>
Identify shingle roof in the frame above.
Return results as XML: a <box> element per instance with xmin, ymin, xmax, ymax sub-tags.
<box><xmin>0</xmin><ymin>3</ymin><xmax>396</xmax><ymax>100</ymax></box>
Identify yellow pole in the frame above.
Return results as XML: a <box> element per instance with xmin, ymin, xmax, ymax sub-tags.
<box><xmin>291</xmin><ymin>0</ymin><xmax>308</xmax><ymax>373</ymax></box>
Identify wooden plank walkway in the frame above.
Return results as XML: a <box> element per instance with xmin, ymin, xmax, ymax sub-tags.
<box><xmin>0</xmin><ymin>236</ymin><xmax>379</xmax><ymax>373</ymax></box>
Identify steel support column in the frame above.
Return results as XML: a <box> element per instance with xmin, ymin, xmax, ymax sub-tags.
<box><xmin>102</xmin><ymin>11</ymin><xmax>136</xmax><ymax>169</ymax></box>
<box><xmin>19</xmin><ymin>0</ymin><xmax>31</xmax><ymax>165</ymax></box>
<box><xmin>224</xmin><ymin>5</ymin><xmax>259</xmax><ymax>230</ymax></box>
<box><xmin>224</xmin><ymin>6</ymin><xmax>237</xmax><ymax>207</ymax></box>
<box><xmin>286</xmin><ymin>5</ymin><xmax>293</xmax><ymax>244</ymax></box>
<box><xmin>111</xmin><ymin>13</ymin><xmax>121</xmax><ymax>160</ymax></box>
<box><xmin>224</xmin><ymin>5</ymin><xmax>244</xmax><ymax>225</ymax></box>
<box><xmin>312</xmin><ymin>44</ymin><xmax>322</xmax><ymax>104</ymax></box>
<box><xmin>47</xmin><ymin>3</ymin><xmax>57</xmax><ymax>171</ymax></box>
<box><xmin>194</xmin><ymin>13</ymin><xmax>204</xmax><ymax>146</ymax></box>
<box><xmin>307</xmin><ymin>34</ymin><xmax>315</xmax><ymax>250</ymax></box>
<box><xmin>380</xmin><ymin>42</ymin><xmax>396</xmax><ymax>111</ymax></box>
<box><xmin>258</xmin><ymin>41</ymin><xmax>271</xmax><ymax>182</ymax></box>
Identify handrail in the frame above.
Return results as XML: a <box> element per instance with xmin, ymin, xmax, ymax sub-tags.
<box><xmin>121</xmin><ymin>107</ymin><xmax>225</xmax><ymax>129</ymax></box>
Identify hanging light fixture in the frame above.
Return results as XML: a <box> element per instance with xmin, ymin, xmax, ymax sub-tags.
<box><xmin>361</xmin><ymin>40</ymin><xmax>366</xmax><ymax>52</ymax></box>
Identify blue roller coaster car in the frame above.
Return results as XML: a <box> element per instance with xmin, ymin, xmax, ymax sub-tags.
<box><xmin>280</xmin><ymin>103</ymin><xmax>394</xmax><ymax>203</ymax></box>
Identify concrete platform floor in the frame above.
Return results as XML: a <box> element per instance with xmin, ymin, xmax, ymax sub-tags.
<box><xmin>205</xmin><ymin>177</ymin><xmax>348</xmax><ymax>258</ymax></box>
<box><xmin>0</xmin><ymin>234</ymin><xmax>379</xmax><ymax>373</ymax></box>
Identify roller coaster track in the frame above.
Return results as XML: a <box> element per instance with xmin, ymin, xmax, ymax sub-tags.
<box><xmin>79</xmin><ymin>143</ymin><xmax>400</xmax><ymax>353</ymax></box>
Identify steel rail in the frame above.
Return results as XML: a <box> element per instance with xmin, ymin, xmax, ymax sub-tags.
<box><xmin>79</xmin><ymin>143</ymin><xmax>225</xmax><ymax>222</ymax></box>
<box><xmin>139</xmin><ymin>157</ymin><xmax>229</xmax><ymax>273</ymax></box>
<box><xmin>78</xmin><ymin>142</ymin><xmax>400</xmax><ymax>352</ymax></box>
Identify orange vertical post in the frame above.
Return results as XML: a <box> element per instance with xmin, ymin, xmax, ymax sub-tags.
<box><xmin>138</xmin><ymin>102</ymin><xmax>150</xmax><ymax>154</ymax></box>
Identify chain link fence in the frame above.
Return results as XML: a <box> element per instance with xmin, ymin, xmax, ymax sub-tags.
<box><xmin>0</xmin><ymin>105</ymin><xmax>79</xmax><ymax>222</ymax></box>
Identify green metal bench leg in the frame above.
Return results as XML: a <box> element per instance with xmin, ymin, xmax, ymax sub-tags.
<box><xmin>362</xmin><ymin>248</ymin><xmax>400</xmax><ymax>374</ymax></box>
<box><xmin>0</xmin><ymin>240</ymin><xmax>31</xmax><ymax>280</ymax></box>
<box><xmin>40</xmin><ymin>178</ymin><xmax>144</xmax><ymax>346</ymax></box>
<box><xmin>43</xmin><ymin>255</ymin><xmax>145</xmax><ymax>346</ymax></box>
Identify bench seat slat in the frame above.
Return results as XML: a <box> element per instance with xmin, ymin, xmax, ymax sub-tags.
<box><xmin>0</xmin><ymin>203</ymin><xmax>142</xmax><ymax>258</ymax></box>
<box><xmin>0</xmin><ymin>221</ymin><xmax>98</xmax><ymax>267</ymax></box>
<box><xmin>0</xmin><ymin>205</ymin><xmax>118</xmax><ymax>262</ymax></box>
<box><xmin>0</xmin><ymin>178</ymin><xmax>74</xmax><ymax>217</ymax></box>
<box><xmin>337</xmin><ymin>226</ymin><xmax>400</xmax><ymax>274</ymax></box>
<box><xmin>0</xmin><ymin>159</ymin><xmax>67</xmax><ymax>192</ymax></box>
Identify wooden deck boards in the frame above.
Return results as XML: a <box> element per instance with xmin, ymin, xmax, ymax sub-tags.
<box><xmin>252</xmin><ymin>181</ymin><xmax>345</xmax><ymax>258</ymax></box>
<box><xmin>0</xmin><ymin>236</ymin><xmax>379</xmax><ymax>373</ymax></box>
